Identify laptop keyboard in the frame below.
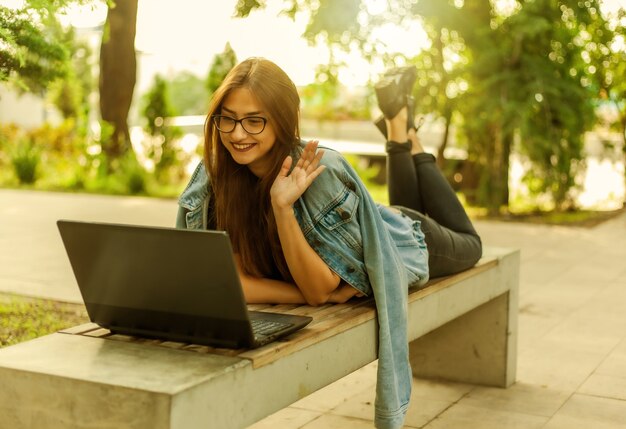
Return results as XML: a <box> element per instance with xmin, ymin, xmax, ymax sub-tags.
<box><xmin>251</xmin><ymin>318</ymin><xmax>292</xmax><ymax>337</ymax></box>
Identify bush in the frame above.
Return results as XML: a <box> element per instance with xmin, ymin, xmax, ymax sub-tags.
<box><xmin>10</xmin><ymin>139</ymin><xmax>40</xmax><ymax>184</ymax></box>
<box><xmin>0</xmin><ymin>124</ymin><xmax>20</xmax><ymax>168</ymax></box>
<box><xmin>120</xmin><ymin>153</ymin><xmax>147</xmax><ymax>195</ymax></box>
<box><xmin>0</xmin><ymin>121</ymin><xmax>184</xmax><ymax>198</ymax></box>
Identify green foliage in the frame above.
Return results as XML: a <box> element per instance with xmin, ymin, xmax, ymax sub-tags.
<box><xmin>234</xmin><ymin>0</ymin><xmax>623</xmax><ymax>212</ymax></box>
<box><xmin>300</xmin><ymin>62</ymin><xmax>372</xmax><ymax>120</ymax></box>
<box><xmin>142</xmin><ymin>74</ymin><xmax>177</xmax><ymax>136</ymax></box>
<box><xmin>497</xmin><ymin>0</ymin><xmax>601</xmax><ymax>210</ymax></box>
<box><xmin>169</xmin><ymin>71</ymin><xmax>210</xmax><ymax>115</ymax></box>
<box><xmin>49</xmin><ymin>74</ymin><xmax>83</xmax><ymax>118</ymax></box>
<box><xmin>0</xmin><ymin>120</ymin><xmax>189</xmax><ymax>198</ymax></box>
<box><xmin>10</xmin><ymin>138</ymin><xmax>41</xmax><ymax>184</ymax></box>
<box><xmin>1</xmin><ymin>120</ymin><xmax>87</xmax><ymax>188</ymax></box>
<box><xmin>141</xmin><ymin>74</ymin><xmax>183</xmax><ymax>182</ymax></box>
<box><xmin>89</xmin><ymin>148</ymin><xmax>148</xmax><ymax>196</ymax></box>
<box><xmin>118</xmin><ymin>152</ymin><xmax>147</xmax><ymax>195</ymax></box>
<box><xmin>46</xmin><ymin>26</ymin><xmax>93</xmax><ymax>123</ymax></box>
<box><xmin>343</xmin><ymin>154</ymin><xmax>388</xmax><ymax>205</ymax></box>
<box><xmin>587</xmin><ymin>7</ymin><xmax>626</xmax><ymax>203</ymax></box>
<box><xmin>0</xmin><ymin>4</ymin><xmax>69</xmax><ymax>91</ymax></box>
<box><xmin>235</xmin><ymin>0</ymin><xmax>264</xmax><ymax>17</ymax></box>
<box><xmin>206</xmin><ymin>42</ymin><xmax>237</xmax><ymax>97</ymax></box>
<box><xmin>0</xmin><ymin>124</ymin><xmax>18</xmax><ymax>168</ymax></box>
<box><xmin>303</xmin><ymin>0</ymin><xmax>361</xmax><ymax>43</ymax></box>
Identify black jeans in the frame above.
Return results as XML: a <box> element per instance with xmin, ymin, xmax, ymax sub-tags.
<box><xmin>386</xmin><ymin>142</ymin><xmax>482</xmax><ymax>278</ymax></box>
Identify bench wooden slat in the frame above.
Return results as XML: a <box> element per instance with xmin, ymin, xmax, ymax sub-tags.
<box><xmin>82</xmin><ymin>328</ymin><xmax>111</xmax><ymax>338</ymax></box>
<box><xmin>59</xmin><ymin>322</ymin><xmax>100</xmax><ymax>335</ymax></box>
<box><xmin>106</xmin><ymin>334</ymin><xmax>136</xmax><ymax>342</ymax></box>
<box><xmin>159</xmin><ymin>341</ymin><xmax>187</xmax><ymax>349</ymax></box>
<box><xmin>239</xmin><ymin>304</ymin><xmax>376</xmax><ymax>368</ymax></box>
<box><xmin>248</xmin><ymin>304</ymin><xmax>274</xmax><ymax>311</ymax></box>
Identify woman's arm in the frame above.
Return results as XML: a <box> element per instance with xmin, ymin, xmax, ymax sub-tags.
<box><xmin>270</xmin><ymin>141</ymin><xmax>342</xmax><ymax>306</ymax></box>
<box><xmin>272</xmin><ymin>205</ymin><xmax>341</xmax><ymax>305</ymax></box>
<box><xmin>235</xmin><ymin>254</ymin><xmax>307</xmax><ymax>304</ymax></box>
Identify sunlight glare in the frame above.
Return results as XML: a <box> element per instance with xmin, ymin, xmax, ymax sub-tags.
<box><xmin>492</xmin><ymin>0</ymin><xmax>520</xmax><ymax>17</ymax></box>
<box><xmin>370</xmin><ymin>22</ymin><xmax>429</xmax><ymax>58</ymax></box>
<box><xmin>364</xmin><ymin>0</ymin><xmax>388</xmax><ymax>15</ymax></box>
<box><xmin>61</xmin><ymin>1</ymin><xmax>107</xmax><ymax>28</ymax></box>
<box><xmin>0</xmin><ymin>0</ymin><xmax>25</xmax><ymax>9</ymax></box>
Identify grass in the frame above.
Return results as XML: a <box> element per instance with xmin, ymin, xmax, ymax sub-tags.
<box><xmin>468</xmin><ymin>206</ymin><xmax>626</xmax><ymax>227</ymax></box>
<box><xmin>368</xmin><ymin>181</ymin><xmax>625</xmax><ymax>228</ymax></box>
<box><xmin>0</xmin><ymin>294</ymin><xmax>89</xmax><ymax>349</ymax></box>
<box><xmin>508</xmin><ymin>208</ymin><xmax>625</xmax><ymax>227</ymax></box>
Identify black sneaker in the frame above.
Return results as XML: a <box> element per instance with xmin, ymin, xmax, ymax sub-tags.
<box><xmin>373</xmin><ymin>66</ymin><xmax>417</xmax><ymax>119</ymax></box>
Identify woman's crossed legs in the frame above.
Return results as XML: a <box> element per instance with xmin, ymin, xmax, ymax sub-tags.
<box><xmin>385</xmin><ymin>110</ymin><xmax>482</xmax><ymax>277</ymax></box>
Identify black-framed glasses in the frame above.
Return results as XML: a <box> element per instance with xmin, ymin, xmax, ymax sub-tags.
<box><xmin>211</xmin><ymin>115</ymin><xmax>267</xmax><ymax>135</ymax></box>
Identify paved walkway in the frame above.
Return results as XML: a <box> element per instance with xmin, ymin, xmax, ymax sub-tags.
<box><xmin>1</xmin><ymin>189</ymin><xmax>625</xmax><ymax>428</ymax></box>
<box><xmin>0</xmin><ymin>189</ymin><xmax>177</xmax><ymax>303</ymax></box>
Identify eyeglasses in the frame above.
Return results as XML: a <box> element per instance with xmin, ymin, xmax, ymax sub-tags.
<box><xmin>211</xmin><ymin>115</ymin><xmax>267</xmax><ymax>135</ymax></box>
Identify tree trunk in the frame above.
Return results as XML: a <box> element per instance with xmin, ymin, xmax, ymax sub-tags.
<box><xmin>479</xmin><ymin>123</ymin><xmax>510</xmax><ymax>216</ymax></box>
<box><xmin>488</xmin><ymin>125</ymin><xmax>503</xmax><ymax>216</ymax></box>
<box><xmin>622</xmin><ymin>116</ymin><xmax>626</xmax><ymax>208</ymax></box>
<box><xmin>501</xmin><ymin>130</ymin><xmax>512</xmax><ymax>209</ymax></box>
<box><xmin>99</xmin><ymin>0</ymin><xmax>138</xmax><ymax>160</ymax></box>
<box><xmin>434</xmin><ymin>26</ymin><xmax>449</xmax><ymax>170</ymax></box>
<box><xmin>436</xmin><ymin>105</ymin><xmax>452</xmax><ymax>169</ymax></box>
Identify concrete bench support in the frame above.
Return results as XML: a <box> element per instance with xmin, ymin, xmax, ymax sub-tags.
<box><xmin>409</xmin><ymin>247</ymin><xmax>519</xmax><ymax>387</ymax></box>
<box><xmin>410</xmin><ymin>292</ymin><xmax>515</xmax><ymax>386</ymax></box>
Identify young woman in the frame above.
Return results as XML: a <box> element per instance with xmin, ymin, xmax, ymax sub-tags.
<box><xmin>176</xmin><ymin>57</ymin><xmax>481</xmax><ymax>429</ymax></box>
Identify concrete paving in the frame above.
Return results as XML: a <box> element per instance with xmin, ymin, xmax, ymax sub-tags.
<box><xmin>1</xmin><ymin>188</ymin><xmax>626</xmax><ymax>428</ymax></box>
<box><xmin>0</xmin><ymin>189</ymin><xmax>177</xmax><ymax>303</ymax></box>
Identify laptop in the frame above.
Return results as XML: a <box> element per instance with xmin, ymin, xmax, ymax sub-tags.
<box><xmin>57</xmin><ymin>220</ymin><xmax>312</xmax><ymax>349</ymax></box>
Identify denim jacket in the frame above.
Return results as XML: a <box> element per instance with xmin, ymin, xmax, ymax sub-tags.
<box><xmin>176</xmin><ymin>145</ymin><xmax>429</xmax><ymax>429</ymax></box>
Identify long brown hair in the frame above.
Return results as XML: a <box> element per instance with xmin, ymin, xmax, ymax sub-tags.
<box><xmin>204</xmin><ymin>58</ymin><xmax>300</xmax><ymax>280</ymax></box>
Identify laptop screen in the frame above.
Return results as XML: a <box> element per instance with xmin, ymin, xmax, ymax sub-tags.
<box><xmin>57</xmin><ymin>221</ymin><xmax>247</xmax><ymax>320</ymax></box>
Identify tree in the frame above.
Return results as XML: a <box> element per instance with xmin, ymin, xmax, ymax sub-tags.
<box><xmin>588</xmin><ymin>7</ymin><xmax>626</xmax><ymax>205</ymax></box>
<box><xmin>206</xmin><ymin>42</ymin><xmax>238</xmax><ymax>98</ymax></box>
<box><xmin>141</xmin><ymin>74</ymin><xmax>182</xmax><ymax>181</ymax></box>
<box><xmin>0</xmin><ymin>3</ymin><xmax>70</xmax><ymax>92</ymax></box>
<box><xmin>99</xmin><ymin>0</ymin><xmax>138</xmax><ymax>161</ymax></box>
<box><xmin>505</xmin><ymin>1</ymin><xmax>599</xmax><ymax>211</ymax></box>
<box><xmin>235</xmin><ymin>0</ymin><xmax>618</xmax><ymax>213</ymax></box>
<box><xmin>47</xmin><ymin>26</ymin><xmax>93</xmax><ymax>123</ymax></box>
<box><xmin>169</xmin><ymin>71</ymin><xmax>209</xmax><ymax>116</ymax></box>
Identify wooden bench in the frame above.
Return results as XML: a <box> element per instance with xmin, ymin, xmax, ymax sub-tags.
<box><xmin>0</xmin><ymin>247</ymin><xmax>519</xmax><ymax>429</ymax></box>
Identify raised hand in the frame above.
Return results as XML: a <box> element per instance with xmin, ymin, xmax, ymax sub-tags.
<box><xmin>270</xmin><ymin>140</ymin><xmax>326</xmax><ymax>210</ymax></box>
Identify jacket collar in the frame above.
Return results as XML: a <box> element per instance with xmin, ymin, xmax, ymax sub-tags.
<box><xmin>178</xmin><ymin>161</ymin><xmax>210</xmax><ymax>211</ymax></box>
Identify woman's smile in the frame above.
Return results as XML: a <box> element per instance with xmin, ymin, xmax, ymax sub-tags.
<box><xmin>231</xmin><ymin>142</ymin><xmax>256</xmax><ymax>152</ymax></box>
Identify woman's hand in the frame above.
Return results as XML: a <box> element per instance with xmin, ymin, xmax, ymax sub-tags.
<box><xmin>270</xmin><ymin>140</ymin><xmax>326</xmax><ymax>210</ymax></box>
<box><xmin>328</xmin><ymin>283</ymin><xmax>364</xmax><ymax>304</ymax></box>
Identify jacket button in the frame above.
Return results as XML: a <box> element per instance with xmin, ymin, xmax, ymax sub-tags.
<box><xmin>338</xmin><ymin>209</ymin><xmax>350</xmax><ymax>220</ymax></box>
<box><xmin>347</xmin><ymin>267</ymin><xmax>355</xmax><ymax>273</ymax></box>
<box><xmin>346</xmin><ymin>182</ymin><xmax>356</xmax><ymax>192</ymax></box>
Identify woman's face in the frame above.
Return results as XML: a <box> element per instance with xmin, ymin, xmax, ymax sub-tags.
<box><xmin>218</xmin><ymin>87</ymin><xmax>278</xmax><ymax>177</ymax></box>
